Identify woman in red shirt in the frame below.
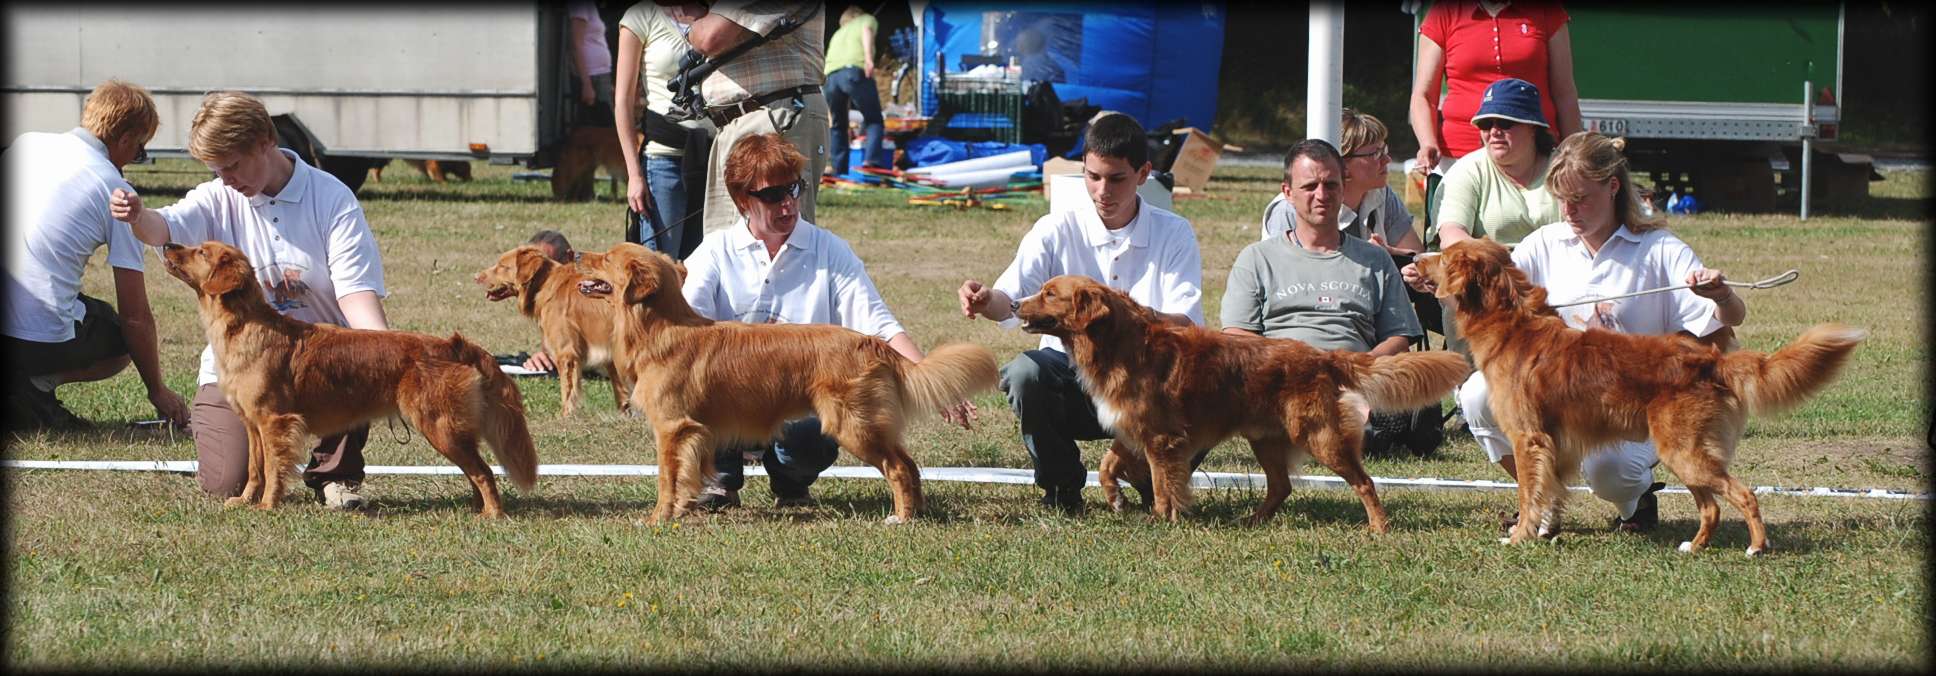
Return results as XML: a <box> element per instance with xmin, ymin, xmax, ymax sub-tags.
<box><xmin>1408</xmin><ymin>1</ymin><xmax>1582</xmax><ymax>170</ymax></box>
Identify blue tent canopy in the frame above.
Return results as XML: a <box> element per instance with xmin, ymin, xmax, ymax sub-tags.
<box><xmin>920</xmin><ymin>2</ymin><xmax>1227</xmax><ymax>134</ymax></box>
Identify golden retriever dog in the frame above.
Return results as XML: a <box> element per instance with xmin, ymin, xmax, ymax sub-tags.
<box><xmin>162</xmin><ymin>241</ymin><xmax>539</xmax><ymax>516</ymax></box>
<box><xmin>1417</xmin><ymin>239</ymin><xmax>1865</xmax><ymax>555</ymax></box>
<box><xmin>1015</xmin><ymin>275</ymin><xmax>1471</xmax><ymax>530</ymax></box>
<box><xmin>576</xmin><ymin>244</ymin><xmax>1001</xmax><ymax>524</ymax></box>
<box><xmin>476</xmin><ymin>245</ymin><xmax>627</xmax><ymax>417</ymax></box>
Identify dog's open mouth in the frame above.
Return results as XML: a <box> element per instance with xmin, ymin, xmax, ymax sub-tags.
<box><xmin>1019</xmin><ymin>316</ymin><xmax>1058</xmax><ymax>334</ymax></box>
<box><xmin>484</xmin><ymin>284</ymin><xmax>516</xmax><ymax>301</ymax></box>
<box><xmin>578</xmin><ymin>278</ymin><xmax>613</xmax><ymax>298</ymax></box>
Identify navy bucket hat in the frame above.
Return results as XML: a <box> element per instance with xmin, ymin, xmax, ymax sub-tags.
<box><xmin>1471</xmin><ymin>78</ymin><xmax>1548</xmax><ymax>129</ymax></box>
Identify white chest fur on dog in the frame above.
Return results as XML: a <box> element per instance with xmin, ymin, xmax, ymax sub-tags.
<box><xmin>1092</xmin><ymin>394</ymin><xmax>1123</xmax><ymax>433</ymax></box>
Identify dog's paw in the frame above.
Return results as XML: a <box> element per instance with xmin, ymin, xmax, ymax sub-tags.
<box><xmin>1498</xmin><ymin>536</ymin><xmax>1513</xmax><ymax>545</ymax></box>
<box><xmin>1677</xmin><ymin>541</ymin><xmax>1696</xmax><ymax>553</ymax></box>
<box><xmin>1745</xmin><ymin>546</ymin><xmax>1763</xmax><ymax>558</ymax></box>
<box><xmin>222</xmin><ymin>496</ymin><xmax>250</xmax><ymax>509</ymax></box>
<box><xmin>881</xmin><ymin>515</ymin><xmax>907</xmax><ymax>526</ymax></box>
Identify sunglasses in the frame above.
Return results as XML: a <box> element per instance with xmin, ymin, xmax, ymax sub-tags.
<box><xmin>747</xmin><ymin>180</ymin><xmax>804</xmax><ymax>204</ymax></box>
<box><xmin>133</xmin><ymin>147</ymin><xmax>149</xmax><ymax>164</ymax></box>
<box><xmin>1345</xmin><ymin>146</ymin><xmax>1389</xmax><ymax>160</ymax></box>
<box><xmin>1473</xmin><ymin>118</ymin><xmax>1518</xmax><ymax>132</ymax></box>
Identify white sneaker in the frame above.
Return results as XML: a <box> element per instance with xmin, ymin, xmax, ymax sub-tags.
<box><xmin>319</xmin><ymin>481</ymin><xmax>367</xmax><ymax>510</ymax></box>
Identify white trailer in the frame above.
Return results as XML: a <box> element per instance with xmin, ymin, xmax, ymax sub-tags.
<box><xmin>2</xmin><ymin>4</ymin><xmax>575</xmax><ymax>191</ymax></box>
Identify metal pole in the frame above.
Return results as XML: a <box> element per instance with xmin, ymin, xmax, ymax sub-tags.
<box><xmin>1307</xmin><ymin>1</ymin><xmax>1345</xmax><ymax>145</ymax></box>
<box><xmin>1800</xmin><ymin>80</ymin><xmax>1812</xmax><ymax>220</ymax></box>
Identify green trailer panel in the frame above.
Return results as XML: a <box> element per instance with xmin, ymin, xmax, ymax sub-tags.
<box><xmin>1566</xmin><ymin>4</ymin><xmax>1841</xmax><ymax>106</ymax></box>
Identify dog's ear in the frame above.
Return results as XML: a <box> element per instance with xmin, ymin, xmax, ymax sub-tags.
<box><xmin>672</xmin><ymin>261</ymin><xmax>689</xmax><ymax>285</ymax></box>
<box><xmin>1065</xmin><ymin>283</ymin><xmax>1112</xmax><ymax>331</ymax></box>
<box><xmin>514</xmin><ymin>247</ymin><xmax>550</xmax><ymax>282</ymax></box>
<box><xmin>202</xmin><ymin>246</ymin><xmax>251</xmax><ymax>297</ymax></box>
<box><xmin>621</xmin><ymin>256</ymin><xmax>660</xmax><ymax>305</ymax></box>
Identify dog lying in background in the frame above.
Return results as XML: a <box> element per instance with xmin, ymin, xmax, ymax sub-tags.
<box><xmin>1016</xmin><ymin>275</ymin><xmax>1470</xmax><ymax>530</ymax></box>
<box><xmin>576</xmin><ymin>244</ymin><xmax>1000</xmax><ymax>524</ymax></box>
<box><xmin>371</xmin><ymin>159</ymin><xmax>474</xmax><ymax>183</ymax></box>
<box><xmin>476</xmin><ymin>245</ymin><xmax>626</xmax><ymax>417</ymax></box>
<box><xmin>163</xmin><ymin>241</ymin><xmax>539</xmax><ymax>516</ymax></box>
<box><xmin>1417</xmin><ymin>239</ymin><xmax>1864</xmax><ymax>555</ymax></box>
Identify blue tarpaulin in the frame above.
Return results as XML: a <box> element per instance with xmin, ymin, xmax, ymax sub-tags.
<box><xmin>920</xmin><ymin>2</ymin><xmax>1227</xmax><ymax>133</ymax></box>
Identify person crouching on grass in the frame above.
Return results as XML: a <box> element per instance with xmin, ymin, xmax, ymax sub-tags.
<box><xmin>685</xmin><ymin>132</ymin><xmax>978</xmax><ymax>510</ymax></box>
<box><xmin>111</xmin><ymin>91</ymin><xmax>390</xmax><ymax>510</ymax></box>
<box><xmin>956</xmin><ymin>113</ymin><xmax>1206</xmax><ymax>514</ymax></box>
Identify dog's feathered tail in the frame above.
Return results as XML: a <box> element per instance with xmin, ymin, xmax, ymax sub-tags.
<box><xmin>1718</xmin><ymin>323</ymin><xmax>1865</xmax><ymax>416</ymax></box>
<box><xmin>896</xmin><ymin>342</ymin><xmax>1001</xmax><ymax>419</ymax></box>
<box><xmin>1332</xmin><ymin>350</ymin><xmax>1471</xmax><ymax>412</ymax></box>
<box><xmin>447</xmin><ymin>333</ymin><xmax>540</xmax><ymax>491</ymax></box>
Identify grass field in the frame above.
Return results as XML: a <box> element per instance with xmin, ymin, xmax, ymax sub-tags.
<box><xmin>6</xmin><ymin>158</ymin><xmax>1928</xmax><ymax>670</ymax></box>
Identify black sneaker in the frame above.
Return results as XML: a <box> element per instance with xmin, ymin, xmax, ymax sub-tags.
<box><xmin>15</xmin><ymin>385</ymin><xmax>89</xmax><ymax>431</ymax></box>
<box><xmin>1040</xmin><ymin>487</ymin><xmax>1085</xmax><ymax>515</ymax></box>
<box><xmin>694</xmin><ymin>486</ymin><xmax>740</xmax><ymax>511</ymax></box>
<box><xmin>1614</xmin><ymin>482</ymin><xmax>1666</xmax><ymax>533</ymax></box>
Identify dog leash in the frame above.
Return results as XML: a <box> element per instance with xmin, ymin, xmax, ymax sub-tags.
<box><xmin>1546</xmin><ymin>269</ymin><xmax>1800</xmax><ymax>309</ymax></box>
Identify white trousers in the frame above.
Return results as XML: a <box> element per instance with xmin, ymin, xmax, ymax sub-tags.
<box><xmin>1458</xmin><ymin>371</ymin><xmax>1657</xmax><ymax>519</ymax></box>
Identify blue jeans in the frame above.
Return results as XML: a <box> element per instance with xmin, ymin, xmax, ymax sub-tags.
<box><xmin>825</xmin><ymin>66</ymin><xmax>884</xmax><ymax>175</ymax></box>
<box><xmin>712</xmin><ymin>417</ymin><xmax>840</xmax><ymax>498</ymax></box>
<box><xmin>640</xmin><ymin>154</ymin><xmax>688</xmax><ymax>256</ymax></box>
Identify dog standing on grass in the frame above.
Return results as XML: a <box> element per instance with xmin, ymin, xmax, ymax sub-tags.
<box><xmin>163</xmin><ymin>241</ymin><xmax>539</xmax><ymax>516</ymax></box>
<box><xmin>1417</xmin><ymin>239</ymin><xmax>1864</xmax><ymax>555</ymax></box>
<box><xmin>476</xmin><ymin>244</ymin><xmax>627</xmax><ymax>417</ymax></box>
<box><xmin>1015</xmin><ymin>275</ymin><xmax>1471</xmax><ymax>530</ymax></box>
<box><xmin>576</xmin><ymin>243</ymin><xmax>1000</xmax><ymax>524</ymax></box>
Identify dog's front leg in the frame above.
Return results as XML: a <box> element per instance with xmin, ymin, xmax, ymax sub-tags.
<box><xmin>557</xmin><ymin>349</ymin><xmax>582</xmax><ymax>419</ymax></box>
<box><xmin>229</xmin><ymin>418</ymin><xmax>267</xmax><ymax>509</ymax></box>
<box><xmin>1505</xmin><ymin>431</ymin><xmax>1557</xmax><ymax>545</ymax></box>
<box><xmin>1143</xmin><ymin>436</ymin><xmax>1193</xmax><ymax>522</ymax></box>
<box><xmin>256</xmin><ymin>414</ymin><xmax>307</xmax><ymax>510</ymax></box>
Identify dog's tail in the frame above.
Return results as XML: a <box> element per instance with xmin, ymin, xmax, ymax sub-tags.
<box><xmin>1332</xmin><ymin>350</ymin><xmax>1471</xmax><ymax>412</ymax></box>
<box><xmin>896</xmin><ymin>342</ymin><xmax>1002</xmax><ymax>419</ymax></box>
<box><xmin>448</xmin><ymin>334</ymin><xmax>540</xmax><ymax>491</ymax></box>
<box><xmin>1719</xmin><ymin>323</ymin><xmax>1866</xmax><ymax>416</ymax></box>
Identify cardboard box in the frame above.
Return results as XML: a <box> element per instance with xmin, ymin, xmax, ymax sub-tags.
<box><xmin>1043</xmin><ymin>157</ymin><xmax>1173</xmax><ymax>213</ymax></box>
<box><xmin>1167</xmin><ymin>127</ymin><xmax>1240</xmax><ymax>193</ymax></box>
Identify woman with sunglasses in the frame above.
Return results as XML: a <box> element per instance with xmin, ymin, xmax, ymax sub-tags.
<box><xmin>1417</xmin><ymin>77</ymin><xmax>1562</xmax><ymax>255</ymax></box>
<box><xmin>1260</xmin><ymin>108</ymin><xmax>1425</xmax><ymax>256</ymax></box>
<box><xmin>678</xmin><ymin>133</ymin><xmax>978</xmax><ymax>511</ymax></box>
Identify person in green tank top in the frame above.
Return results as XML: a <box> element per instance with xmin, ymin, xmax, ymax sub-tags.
<box><xmin>823</xmin><ymin>6</ymin><xmax>884</xmax><ymax>176</ymax></box>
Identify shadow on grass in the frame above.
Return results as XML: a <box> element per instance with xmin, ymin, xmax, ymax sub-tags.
<box><xmin>363</xmin><ymin>492</ymin><xmax>654</xmax><ymax>520</ymax></box>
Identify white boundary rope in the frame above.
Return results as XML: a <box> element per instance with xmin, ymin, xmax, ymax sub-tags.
<box><xmin>4</xmin><ymin>460</ymin><xmax>1923</xmax><ymax>501</ymax></box>
<box><xmin>1547</xmin><ymin>269</ymin><xmax>1800</xmax><ymax>309</ymax></box>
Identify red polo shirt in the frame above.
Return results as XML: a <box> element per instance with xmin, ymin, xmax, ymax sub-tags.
<box><xmin>1420</xmin><ymin>1</ymin><xmax>1570</xmax><ymax>159</ymax></box>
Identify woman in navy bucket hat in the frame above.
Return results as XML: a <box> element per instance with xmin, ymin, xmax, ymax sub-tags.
<box><xmin>1399</xmin><ymin>76</ymin><xmax>1568</xmax><ymax>405</ymax></box>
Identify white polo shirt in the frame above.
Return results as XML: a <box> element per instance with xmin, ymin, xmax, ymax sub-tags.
<box><xmin>992</xmin><ymin>196</ymin><xmax>1205</xmax><ymax>353</ymax></box>
<box><xmin>1511</xmin><ymin>222</ymin><xmax>1723</xmax><ymax>338</ymax></box>
<box><xmin>156</xmin><ymin>148</ymin><xmax>387</xmax><ymax>386</ymax></box>
<box><xmin>3</xmin><ymin>129</ymin><xmax>147</xmax><ymax>343</ymax></box>
<box><xmin>680</xmin><ymin>218</ymin><xmax>904</xmax><ymax>340</ymax></box>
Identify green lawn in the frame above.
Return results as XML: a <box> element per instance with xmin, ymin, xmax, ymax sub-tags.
<box><xmin>6</xmin><ymin>159</ymin><xmax>1927</xmax><ymax>670</ymax></box>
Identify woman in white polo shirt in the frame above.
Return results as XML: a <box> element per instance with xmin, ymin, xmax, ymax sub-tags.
<box><xmin>111</xmin><ymin>91</ymin><xmax>389</xmax><ymax>510</ymax></box>
<box><xmin>1452</xmin><ymin>131</ymin><xmax>1748</xmax><ymax>535</ymax></box>
<box><xmin>682</xmin><ymin>133</ymin><xmax>975</xmax><ymax>510</ymax></box>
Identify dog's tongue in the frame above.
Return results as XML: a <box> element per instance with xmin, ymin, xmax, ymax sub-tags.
<box><xmin>578</xmin><ymin>279</ymin><xmax>611</xmax><ymax>295</ymax></box>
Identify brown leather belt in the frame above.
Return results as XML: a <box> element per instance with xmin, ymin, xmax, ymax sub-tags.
<box><xmin>704</xmin><ymin>85</ymin><xmax>821</xmax><ymax>128</ymax></box>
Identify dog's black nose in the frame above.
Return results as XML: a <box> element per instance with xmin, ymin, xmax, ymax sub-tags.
<box><xmin>162</xmin><ymin>243</ymin><xmax>185</xmax><ymax>252</ymax></box>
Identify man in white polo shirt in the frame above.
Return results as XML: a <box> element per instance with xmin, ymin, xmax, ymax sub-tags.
<box><xmin>683</xmin><ymin>133</ymin><xmax>975</xmax><ymax>510</ymax></box>
<box><xmin>111</xmin><ymin>91</ymin><xmax>389</xmax><ymax>510</ymax></box>
<box><xmin>957</xmin><ymin>114</ymin><xmax>1205</xmax><ymax>514</ymax></box>
<box><xmin>4</xmin><ymin>79</ymin><xmax>186</xmax><ymax>431</ymax></box>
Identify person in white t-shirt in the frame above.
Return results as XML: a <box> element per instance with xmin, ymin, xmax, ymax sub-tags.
<box><xmin>1417</xmin><ymin>132</ymin><xmax>1748</xmax><ymax>535</ymax></box>
<box><xmin>615</xmin><ymin>1</ymin><xmax>714</xmax><ymax>256</ymax></box>
<box><xmin>112</xmin><ymin>91</ymin><xmax>390</xmax><ymax>510</ymax></box>
<box><xmin>957</xmin><ymin>114</ymin><xmax>1206</xmax><ymax>514</ymax></box>
<box><xmin>685</xmin><ymin>133</ymin><xmax>976</xmax><ymax>510</ymax></box>
<box><xmin>3</xmin><ymin>79</ymin><xmax>185</xmax><ymax>431</ymax></box>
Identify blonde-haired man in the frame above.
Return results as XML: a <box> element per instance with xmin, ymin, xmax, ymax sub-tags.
<box><xmin>112</xmin><ymin>90</ymin><xmax>389</xmax><ymax>509</ymax></box>
<box><xmin>4</xmin><ymin>79</ymin><xmax>186</xmax><ymax>430</ymax></box>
